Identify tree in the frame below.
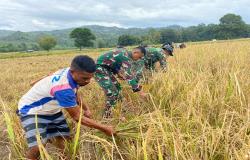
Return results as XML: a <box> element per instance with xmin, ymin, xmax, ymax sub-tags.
<box><xmin>142</xmin><ymin>29</ymin><xmax>161</xmax><ymax>44</ymax></box>
<box><xmin>217</xmin><ymin>13</ymin><xmax>249</xmax><ymax>39</ymax></box>
<box><xmin>31</xmin><ymin>43</ymin><xmax>40</xmax><ymax>51</ymax></box>
<box><xmin>219</xmin><ymin>13</ymin><xmax>245</xmax><ymax>25</ymax></box>
<box><xmin>38</xmin><ymin>36</ymin><xmax>57</xmax><ymax>51</ymax></box>
<box><xmin>70</xmin><ymin>28</ymin><xmax>96</xmax><ymax>50</ymax></box>
<box><xmin>247</xmin><ymin>25</ymin><xmax>250</xmax><ymax>37</ymax></box>
<box><xmin>118</xmin><ymin>35</ymin><xmax>140</xmax><ymax>46</ymax></box>
<box><xmin>96</xmin><ymin>38</ymin><xmax>106</xmax><ymax>48</ymax></box>
<box><xmin>17</xmin><ymin>43</ymin><xmax>27</xmax><ymax>51</ymax></box>
<box><xmin>6</xmin><ymin>43</ymin><xmax>16</xmax><ymax>52</ymax></box>
<box><xmin>160</xmin><ymin>29</ymin><xmax>180</xmax><ymax>43</ymax></box>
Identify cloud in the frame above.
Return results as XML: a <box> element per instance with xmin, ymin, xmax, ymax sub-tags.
<box><xmin>0</xmin><ymin>0</ymin><xmax>249</xmax><ymax>31</ymax></box>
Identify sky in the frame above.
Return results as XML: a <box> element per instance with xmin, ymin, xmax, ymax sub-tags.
<box><xmin>0</xmin><ymin>0</ymin><xmax>249</xmax><ymax>31</ymax></box>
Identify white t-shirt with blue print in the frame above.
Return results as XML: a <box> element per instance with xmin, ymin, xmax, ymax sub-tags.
<box><xmin>18</xmin><ymin>68</ymin><xmax>78</xmax><ymax>115</ymax></box>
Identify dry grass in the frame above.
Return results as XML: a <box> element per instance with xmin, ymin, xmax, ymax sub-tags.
<box><xmin>0</xmin><ymin>40</ymin><xmax>249</xmax><ymax>159</ymax></box>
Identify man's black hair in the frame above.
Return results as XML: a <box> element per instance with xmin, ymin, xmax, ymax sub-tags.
<box><xmin>70</xmin><ymin>55</ymin><xmax>96</xmax><ymax>73</ymax></box>
<box><xmin>134</xmin><ymin>46</ymin><xmax>146</xmax><ymax>56</ymax></box>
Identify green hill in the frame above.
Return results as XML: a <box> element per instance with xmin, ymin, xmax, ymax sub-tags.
<box><xmin>0</xmin><ymin>30</ymin><xmax>15</xmax><ymax>38</ymax></box>
<box><xmin>0</xmin><ymin>25</ymin><xmax>182</xmax><ymax>50</ymax></box>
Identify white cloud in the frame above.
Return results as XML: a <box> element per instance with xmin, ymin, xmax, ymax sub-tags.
<box><xmin>31</xmin><ymin>19</ymin><xmax>58</xmax><ymax>29</ymax></box>
<box><xmin>0</xmin><ymin>0</ymin><xmax>249</xmax><ymax>31</ymax></box>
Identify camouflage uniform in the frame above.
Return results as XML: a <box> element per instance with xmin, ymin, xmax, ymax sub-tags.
<box><xmin>144</xmin><ymin>47</ymin><xmax>167</xmax><ymax>70</ymax></box>
<box><xmin>131</xmin><ymin>59</ymin><xmax>145</xmax><ymax>82</ymax></box>
<box><xmin>133</xmin><ymin>47</ymin><xmax>167</xmax><ymax>82</ymax></box>
<box><xmin>95</xmin><ymin>48</ymin><xmax>141</xmax><ymax>108</ymax></box>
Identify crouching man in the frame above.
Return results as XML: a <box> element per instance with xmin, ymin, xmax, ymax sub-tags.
<box><xmin>17</xmin><ymin>55</ymin><xmax>115</xmax><ymax>160</ymax></box>
<box><xmin>94</xmin><ymin>46</ymin><xmax>147</xmax><ymax>118</ymax></box>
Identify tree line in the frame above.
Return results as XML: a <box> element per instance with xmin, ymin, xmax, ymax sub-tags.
<box><xmin>118</xmin><ymin>14</ymin><xmax>250</xmax><ymax>46</ymax></box>
<box><xmin>0</xmin><ymin>13</ymin><xmax>249</xmax><ymax>52</ymax></box>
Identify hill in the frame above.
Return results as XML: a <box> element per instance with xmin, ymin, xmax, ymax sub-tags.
<box><xmin>0</xmin><ymin>25</ymin><xmax>182</xmax><ymax>49</ymax></box>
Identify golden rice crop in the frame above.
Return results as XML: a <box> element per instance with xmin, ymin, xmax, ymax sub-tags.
<box><xmin>0</xmin><ymin>39</ymin><xmax>249</xmax><ymax>159</ymax></box>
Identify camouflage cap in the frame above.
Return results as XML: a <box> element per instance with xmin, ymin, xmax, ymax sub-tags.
<box><xmin>162</xmin><ymin>43</ymin><xmax>174</xmax><ymax>56</ymax></box>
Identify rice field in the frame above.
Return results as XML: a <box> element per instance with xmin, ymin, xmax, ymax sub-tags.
<box><xmin>0</xmin><ymin>39</ymin><xmax>249</xmax><ymax>159</ymax></box>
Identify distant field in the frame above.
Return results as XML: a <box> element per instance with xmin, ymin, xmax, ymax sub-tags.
<box><xmin>1</xmin><ymin>38</ymin><xmax>250</xmax><ymax>60</ymax></box>
<box><xmin>0</xmin><ymin>39</ymin><xmax>249</xmax><ymax>159</ymax></box>
<box><xmin>0</xmin><ymin>48</ymin><xmax>112</xmax><ymax>59</ymax></box>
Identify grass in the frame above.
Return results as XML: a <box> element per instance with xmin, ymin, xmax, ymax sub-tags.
<box><xmin>0</xmin><ymin>48</ymin><xmax>111</xmax><ymax>59</ymax></box>
<box><xmin>0</xmin><ymin>39</ymin><xmax>249</xmax><ymax>159</ymax></box>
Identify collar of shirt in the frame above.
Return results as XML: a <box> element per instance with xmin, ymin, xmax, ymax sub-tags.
<box><xmin>67</xmin><ymin>70</ymin><xmax>78</xmax><ymax>89</ymax></box>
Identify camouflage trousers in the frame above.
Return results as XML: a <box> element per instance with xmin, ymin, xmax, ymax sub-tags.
<box><xmin>94</xmin><ymin>65</ymin><xmax>122</xmax><ymax>108</ymax></box>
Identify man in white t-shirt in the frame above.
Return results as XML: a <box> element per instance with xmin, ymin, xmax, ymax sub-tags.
<box><xmin>18</xmin><ymin>55</ymin><xmax>115</xmax><ymax>160</ymax></box>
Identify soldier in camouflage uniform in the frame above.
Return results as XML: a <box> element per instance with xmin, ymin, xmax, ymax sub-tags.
<box><xmin>94</xmin><ymin>46</ymin><xmax>147</xmax><ymax>118</ymax></box>
<box><xmin>133</xmin><ymin>43</ymin><xmax>174</xmax><ymax>82</ymax></box>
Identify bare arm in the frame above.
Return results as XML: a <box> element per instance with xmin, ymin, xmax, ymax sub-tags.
<box><xmin>65</xmin><ymin>106</ymin><xmax>115</xmax><ymax>136</ymax></box>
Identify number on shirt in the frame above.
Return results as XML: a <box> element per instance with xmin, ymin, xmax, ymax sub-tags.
<box><xmin>52</xmin><ymin>75</ymin><xmax>61</xmax><ymax>83</ymax></box>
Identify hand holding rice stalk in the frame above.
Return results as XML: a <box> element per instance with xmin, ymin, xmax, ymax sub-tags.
<box><xmin>95</xmin><ymin>114</ymin><xmax>149</xmax><ymax>139</ymax></box>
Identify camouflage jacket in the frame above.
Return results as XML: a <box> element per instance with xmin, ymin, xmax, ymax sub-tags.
<box><xmin>132</xmin><ymin>47</ymin><xmax>167</xmax><ymax>81</ymax></box>
<box><xmin>96</xmin><ymin>48</ymin><xmax>141</xmax><ymax>91</ymax></box>
<box><xmin>144</xmin><ymin>47</ymin><xmax>167</xmax><ymax>70</ymax></box>
<box><xmin>131</xmin><ymin>59</ymin><xmax>145</xmax><ymax>82</ymax></box>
